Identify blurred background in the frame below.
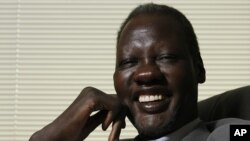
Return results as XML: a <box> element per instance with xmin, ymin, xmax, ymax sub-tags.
<box><xmin>0</xmin><ymin>0</ymin><xmax>249</xmax><ymax>140</ymax></box>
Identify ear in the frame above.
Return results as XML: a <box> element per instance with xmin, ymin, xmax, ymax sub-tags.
<box><xmin>195</xmin><ymin>57</ymin><xmax>206</xmax><ymax>83</ymax></box>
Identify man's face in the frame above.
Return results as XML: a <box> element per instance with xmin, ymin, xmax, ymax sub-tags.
<box><xmin>114</xmin><ymin>14</ymin><xmax>200</xmax><ymax>139</ymax></box>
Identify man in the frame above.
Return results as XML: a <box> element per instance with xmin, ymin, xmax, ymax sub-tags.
<box><xmin>29</xmin><ymin>3</ymin><xmax>249</xmax><ymax>141</ymax></box>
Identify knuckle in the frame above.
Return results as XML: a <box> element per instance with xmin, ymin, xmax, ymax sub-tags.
<box><xmin>80</xmin><ymin>87</ymin><xmax>99</xmax><ymax>99</ymax></box>
<box><xmin>81</xmin><ymin>86</ymin><xmax>95</xmax><ymax>95</ymax></box>
<box><xmin>80</xmin><ymin>87</ymin><xmax>102</xmax><ymax>110</ymax></box>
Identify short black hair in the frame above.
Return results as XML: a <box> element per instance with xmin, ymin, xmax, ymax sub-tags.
<box><xmin>117</xmin><ymin>3</ymin><xmax>202</xmax><ymax>64</ymax></box>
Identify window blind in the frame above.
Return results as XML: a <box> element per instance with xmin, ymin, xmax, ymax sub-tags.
<box><xmin>0</xmin><ymin>0</ymin><xmax>249</xmax><ymax>140</ymax></box>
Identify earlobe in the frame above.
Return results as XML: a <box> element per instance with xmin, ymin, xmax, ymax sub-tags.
<box><xmin>196</xmin><ymin>58</ymin><xmax>206</xmax><ymax>83</ymax></box>
<box><xmin>113</xmin><ymin>71</ymin><xmax>117</xmax><ymax>86</ymax></box>
<box><xmin>198</xmin><ymin>67</ymin><xmax>206</xmax><ymax>83</ymax></box>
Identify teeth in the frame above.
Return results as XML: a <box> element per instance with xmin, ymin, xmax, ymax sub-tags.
<box><xmin>139</xmin><ymin>95</ymin><xmax>163</xmax><ymax>103</ymax></box>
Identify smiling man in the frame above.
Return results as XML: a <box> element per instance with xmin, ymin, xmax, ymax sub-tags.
<box><xmin>113</xmin><ymin>3</ymin><xmax>206</xmax><ymax>140</ymax></box>
<box><xmin>29</xmin><ymin>3</ymin><xmax>249</xmax><ymax>141</ymax></box>
<box><xmin>113</xmin><ymin>5</ymin><xmax>205</xmax><ymax>140</ymax></box>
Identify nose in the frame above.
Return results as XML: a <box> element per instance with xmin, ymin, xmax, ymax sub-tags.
<box><xmin>133</xmin><ymin>62</ymin><xmax>165</xmax><ymax>86</ymax></box>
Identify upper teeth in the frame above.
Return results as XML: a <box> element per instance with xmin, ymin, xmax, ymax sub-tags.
<box><xmin>139</xmin><ymin>95</ymin><xmax>163</xmax><ymax>103</ymax></box>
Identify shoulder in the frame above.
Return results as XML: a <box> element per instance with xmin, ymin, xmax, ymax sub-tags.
<box><xmin>183</xmin><ymin>118</ymin><xmax>250</xmax><ymax>141</ymax></box>
<box><xmin>206</xmin><ymin>118</ymin><xmax>250</xmax><ymax>141</ymax></box>
<box><xmin>206</xmin><ymin>118</ymin><xmax>250</xmax><ymax>130</ymax></box>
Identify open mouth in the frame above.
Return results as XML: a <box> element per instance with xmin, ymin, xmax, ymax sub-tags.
<box><xmin>135</xmin><ymin>92</ymin><xmax>172</xmax><ymax>114</ymax></box>
<box><xmin>139</xmin><ymin>94</ymin><xmax>163</xmax><ymax>102</ymax></box>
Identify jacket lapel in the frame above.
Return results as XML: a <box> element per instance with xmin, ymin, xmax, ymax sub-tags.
<box><xmin>182</xmin><ymin>122</ymin><xmax>210</xmax><ymax>141</ymax></box>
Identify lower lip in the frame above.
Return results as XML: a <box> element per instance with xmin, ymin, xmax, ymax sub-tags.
<box><xmin>136</xmin><ymin>98</ymin><xmax>171</xmax><ymax>114</ymax></box>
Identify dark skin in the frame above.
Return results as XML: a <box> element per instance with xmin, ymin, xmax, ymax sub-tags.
<box><xmin>29</xmin><ymin>87</ymin><xmax>126</xmax><ymax>141</ymax></box>
<box><xmin>29</xmin><ymin>14</ymin><xmax>205</xmax><ymax>141</ymax></box>
<box><xmin>114</xmin><ymin>14</ymin><xmax>205</xmax><ymax>140</ymax></box>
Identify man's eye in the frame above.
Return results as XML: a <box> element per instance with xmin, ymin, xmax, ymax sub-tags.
<box><xmin>118</xmin><ymin>59</ymin><xmax>137</xmax><ymax>69</ymax></box>
<box><xmin>157</xmin><ymin>54</ymin><xmax>178</xmax><ymax>62</ymax></box>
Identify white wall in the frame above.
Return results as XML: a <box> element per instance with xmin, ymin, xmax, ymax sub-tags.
<box><xmin>0</xmin><ymin>0</ymin><xmax>249</xmax><ymax>140</ymax></box>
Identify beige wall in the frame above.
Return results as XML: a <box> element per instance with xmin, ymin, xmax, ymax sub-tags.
<box><xmin>0</xmin><ymin>0</ymin><xmax>249</xmax><ymax>140</ymax></box>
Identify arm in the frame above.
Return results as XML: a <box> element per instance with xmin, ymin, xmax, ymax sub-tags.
<box><xmin>29</xmin><ymin>87</ymin><xmax>126</xmax><ymax>141</ymax></box>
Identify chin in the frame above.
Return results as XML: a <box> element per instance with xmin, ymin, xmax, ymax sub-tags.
<box><xmin>132</xmin><ymin>113</ymin><xmax>177</xmax><ymax>140</ymax></box>
<box><xmin>136</xmin><ymin>119</ymin><xmax>176</xmax><ymax>139</ymax></box>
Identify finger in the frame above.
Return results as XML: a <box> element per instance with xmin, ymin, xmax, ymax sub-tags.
<box><xmin>83</xmin><ymin>89</ymin><xmax>121</xmax><ymax>114</ymax></box>
<box><xmin>102</xmin><ymin>110</ymin><xmax>113</xmax><ymax>130</ymax></box>
<box><xmin>108</xmin><ymin>120</ymin><xmax>123</xmax><ymax>141</ymax></box>
<box><xmin>81</xmin><ymin>110</ymin><xmax>107</xmax><ymax>139</ymax></box>
<box><xmin>95</xmin><ymin>94</ymin><xmax>121</xmax><ymax>130</ymax></box>
<box><xmin>74</xmin><ymin>88</ymin><xmax>120</xmax><ymax>126</ymax></box>
<box><xmin>102</xmin><ymin>98</ymin><xmax>127</xmax><ymax>130</ymax></box>
<box><xmin>98</xmin><ymin>94</ymin><xmax>121</xmax><ymax>112</ymax></box>
<box><xmin>108</xmin><ymin>112</ymin><xmax>126</xmax><ymax>141</ymax></box>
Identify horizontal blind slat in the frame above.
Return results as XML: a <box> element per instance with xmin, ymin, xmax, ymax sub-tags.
<box><xmin>0</xmin><ymin>0</ymin><xmax>249</xmax><ymax>141</ymax></box>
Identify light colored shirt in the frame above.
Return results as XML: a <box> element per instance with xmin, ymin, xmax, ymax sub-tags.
<box><xmin>149</xmin><ymin>118</ymin><xmax>201</xmax><ymax>141</ymax></box>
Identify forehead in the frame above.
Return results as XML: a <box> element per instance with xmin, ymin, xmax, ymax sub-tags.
<box><xmin>117</xmin><ymin>14</ymin><xmax>185</xmax><ymax>52</ymax></box>
<box><xmin>120</xmin><ymin>14</ymin><xmax>181</xmax><ymax>39</ymax></box>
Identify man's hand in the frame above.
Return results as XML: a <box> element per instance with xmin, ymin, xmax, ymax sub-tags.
<box><xmin>29</xmin><ymin>87</ymin><xmax>126</xmax><ymax>141</ymax></box>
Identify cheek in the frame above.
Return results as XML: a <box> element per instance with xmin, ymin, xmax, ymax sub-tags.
<box><xmin>114</xmin><ymin>71</ymin><xmax>131</xmax><ymax>100</ymax></box>
<box><xmin>167</xmin><ymin>63</ymin><xmax>195</xmax><ymax>88</ymax></box>
<box><xmin>167</xmin><ymin>63</ymin><xmax>197</xmax><ymax>108</ymax></box>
